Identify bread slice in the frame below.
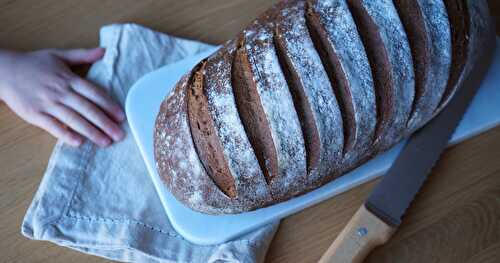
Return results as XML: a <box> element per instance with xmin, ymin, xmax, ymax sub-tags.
<box><xmin>434</xmin><ymin>0</ymin><xmax>491</xmax><ymax>112</ymax></box>
<box><xmin>461</xmin><ymin>0</ymin><xmax>493</xmax><ymax>75</ymax></box>
<box><xmin>187</xmin><ymin>61</ymin><xmax>237</xmax><ymax>198</ymax></box>
<box><xmin>274</xmin><ymin>0</ymin><xmax>344</xmax><ymax>187</ymax></box>
<box><xmin>235</xmin><ymin>24</ymin><xmax>307</xmax><ymax>200</ymax></box>
<box><xmin>433</xmin><ymin>0</ymin><xmax>469</xmax><ymax>115</ymax></box>
<box><xmin>346</xmin><ymin>0</ymin><xmax>415</xmax><ymax>151</ymax></box>
<box><xmin>232</xmin><ymin>36</ymin><xmax>279</xmax><ymax>192</ymax></box>
<box><xmin>392</xmin><ymin>0</ymin><xmax>430</xmax><ymax>133</ymax></box>
<box><xmin>154</xmin><ymin>73</ymin><xmax>240</xmax><ymax>214</ymax></box>
<box><xmin>305</xmin><ymin>1</ymin><xmax>356</xmax><ymax>158</ymax></box>
<box><xmin>204</xmin><ymin>41</ymin><xmax>273</xmax><ymax>208</ymax></box>
<box><xmin>393</xmin><ymin>0</ymin><xmax>452</xmax><ymax>133</ymax></box>
<box><xmin>306</xmin><ymin>0</ymin><xmax>378</xmax><ymax>174</ymax></box>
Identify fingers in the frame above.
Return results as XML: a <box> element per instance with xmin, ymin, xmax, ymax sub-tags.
<box><xmin>46</xmin><ymin>104</ymin><xmax>112</xmax><ymax>147</ymax></box>
<box><xmin>34</xmin><ymin>114</ymin><xmax>84</xmax><ymax>147</ymax></box>
<box><xmin>61</xmin><ymin>92</ymin><xmax>124</xmax><ymax>142</ymax></box>
<box><xmin>70</xmin><ymin>77</ymin><xmax>125</xmax><ymax>123</ymax></box>
<box><xmin>52</xmin><ymin>47</ymin><xmax>105</xmax><ymax>65</ymax></box>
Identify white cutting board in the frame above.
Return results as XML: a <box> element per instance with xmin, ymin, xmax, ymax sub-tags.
<box><xmin>126</xmin><ymin>38</ymin><xmax>500</xmax><ymax>246</ymax></box>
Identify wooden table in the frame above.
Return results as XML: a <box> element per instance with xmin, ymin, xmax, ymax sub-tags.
<box><xmin>1</xmin><ymin>1</ymin><xmax>499</xmax><ymax>262</ymax></box>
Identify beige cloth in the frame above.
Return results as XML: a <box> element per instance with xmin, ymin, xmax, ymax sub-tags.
<box><xmin>22</xmin><ymin>23</ymin><xmax>279</xmax><ymax>263</ymax></box>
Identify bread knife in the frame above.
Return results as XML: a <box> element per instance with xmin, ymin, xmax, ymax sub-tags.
<box><xmin>318</xmin><ymin>24</ymin><xmax>496</xmax><ymax>263</ymax></box>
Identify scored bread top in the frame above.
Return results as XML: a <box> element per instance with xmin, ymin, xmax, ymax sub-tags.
<box><xmin>154</xmin><ymin>73</ymin><xmax>239</xmax><ymax>214</ymax></box>
<box><xmin>203</xmin><ymin>41</ymin><xmax>273</xmax><ymax>209</ymax></box>
<box><xmin>307</xmin><ymin>0</ymin><xmax>377</xmax><ymax>173</ymax></box>
<box><xmin>241</xmin><ymin>22</ymin><xmax>308</xmax><ymax>201</ymax></box>
<box><xmin>397</xmin><ymin>0</ymin><xmax>452</xmax><ymax>133</ymax></box>
<box><xmin>154</xmin><ymin>0</ymin><xmax>491</xmax><ymax>214</ymax></box>
<box><xmin>346</xmin><ymin>0</ymin><xmax>415</xmax><ymax>151</ymax></box>
<box><xmin>434</xmin><ymin>0</ymin><xmax>490</xmax><ymax>115</ymax></box>
<box><xmin>274</xmin><ymin>0</ymin><xmax>344</xmax><ymax>187</ymax></box>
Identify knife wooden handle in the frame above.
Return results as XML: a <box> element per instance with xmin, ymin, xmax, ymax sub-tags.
<box><xmin>318</xmin><ymin>205</ymin><xmax>396</xmax><ymax>263</ymax></box>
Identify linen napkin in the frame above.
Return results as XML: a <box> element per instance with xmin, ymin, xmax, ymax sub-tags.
<box><xmin>22</xmin><ymin>23</ymin><xmax>279</xmax><ymax>263</ymax></box>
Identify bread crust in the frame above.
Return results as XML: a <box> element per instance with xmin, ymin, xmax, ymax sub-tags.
<box><xmin>154</xmin><ymin>73</ymin><xmax>233</xmax><ymax>214</ymax></box>
<box><xmin>347</xmin><ymin>0</ymin><xmax>415</xmax><ymax>151</ymax></box>
<box><xmin>204</xmin><ymin>41</ymin><xmax>273</xmax><ymax>209</ymax></box>
<box><xmin>188</xmin><ymin>61</ymin><xmax>237</xmax><ymax>198</ymax></box>
<box><xmin>154</xmin><ymin>71</ymin><xmax>266</xmax><ymax>214</ymax></box>
<box><xmin>242</xmin><ymin>21</ymin><xmax>308</xmax><ymax>201</ymax></box>
<box><xmin>308</xmin><ymin>0</ymin><xmax>378</xmax><ymax>178</ymax></box>
<box><xmin>275</xmin><ymin>0</ymin><xmax>344</xmax><ymax>187</ymax></box>
<box><xmin>434</xmin><ymin>0</ymin><xmax>491</xmax><ymax>114</ymax></box>
<box><xmin>394</xmin><ymin>0</ymin><xmax>452</xmax><ymax>133</ymax></box>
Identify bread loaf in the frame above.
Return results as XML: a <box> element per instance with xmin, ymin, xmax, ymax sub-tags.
<box><xmin>154</xmin><ymin>0</ymin><xmax>493</xmax><ymax>214</ymax></box>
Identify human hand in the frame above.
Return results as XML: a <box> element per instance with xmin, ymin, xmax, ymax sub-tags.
<box><xmin>0</xmin><ymin>48</ymin><xmax>125</xmax><ymax>147</ymax></box>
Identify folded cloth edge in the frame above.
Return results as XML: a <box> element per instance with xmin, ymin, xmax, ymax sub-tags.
<box><xmin>21</xmin><ymin>23</ymin><xmax>280</xmax><ymax>263</ymax></box>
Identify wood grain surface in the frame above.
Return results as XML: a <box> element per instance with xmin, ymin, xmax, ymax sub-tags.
<box><xmin>0</xmin><ymin>1</ymin><xmax>499</xmax><ymax>262</ymax></box>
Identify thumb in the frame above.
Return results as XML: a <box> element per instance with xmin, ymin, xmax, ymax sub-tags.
<box><xmin>52</xmin><ymin>47</ymin><xmax>105</xmax><ymax>65</ymax></box>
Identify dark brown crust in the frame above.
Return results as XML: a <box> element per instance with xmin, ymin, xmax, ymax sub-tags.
<box><xmin>203</xmin><ymin>41</ymin><xmax>274</xmax><ymax>208</ymax></box>
<box><xmin>154</xmin><ymin>73</ymin><xmax>236</xmax><ymax>214</ymax></box>
<box><xmin>232</xmin><ymin>36</ymin><xmax>279</xmax><ymax>185</ymax></box>
<box><xmin>235</xmin><ymin>16</ymin><xmax>308</xmax><ymax>201</ymax></box>
<box><xmin>187</xmin><ymin>62</ymin><xmax>237</xmax><ymax>198</ymax></box>
<box><xmin>274</xmin><ymin>27</ymin><xmax>320</xmax><ymax>175</ymax></box>
<box><xmin>393</xmin><ymin>0</ymin><xmax>431</xmax><ymax>127</ymax></box>
<box><xmin>438</xmin><ymin>0</ymin><xmax>470</xmax><ymax>110</ymax></box>
<box><xmin>305</xmin><ymin>2</ymin><xmax>356</xmax><ymax>154</ymax></box>
<box><xmin>346</xmin><ymin>0</ymin><xmax>395</xmax><ymax>146</ymax></box>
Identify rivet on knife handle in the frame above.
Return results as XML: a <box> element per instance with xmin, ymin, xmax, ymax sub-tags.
<box><xmin>318</xmin><ymin>205</ymin><xmax>395</xmax><ymax>263</ymax></box>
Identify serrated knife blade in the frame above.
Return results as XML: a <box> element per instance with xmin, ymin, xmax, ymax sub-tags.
<box><xmin>319</xmin><ymin>22</ymin><xmax>496</xmax><ymax>263</ymax></box>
